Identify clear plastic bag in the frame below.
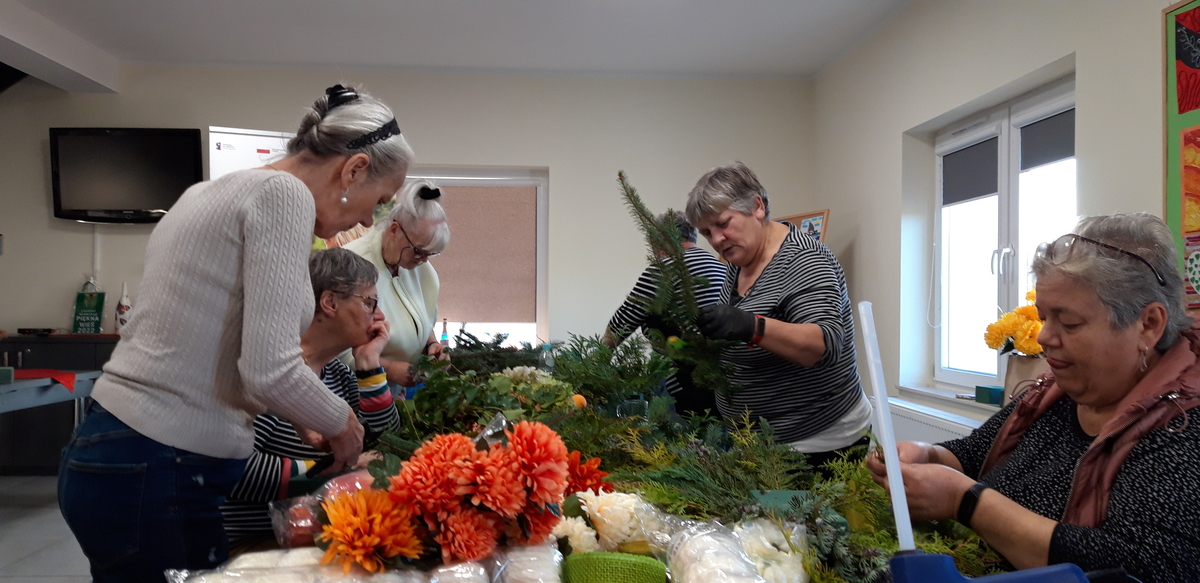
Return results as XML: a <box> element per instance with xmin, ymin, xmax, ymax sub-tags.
<box><xmin>270</xmin><ymin>495</ymin><xmax>323</xmax><ymax>548</ymax></box>
<box><xmin>488</xmin><ymin>543</ymin><xmax>563</xmax><ymax>583</ymax></box>
<box><xmin>667</xmin><ymin>522</ymin><xmax>766</xmax><ymax>583</ymax></box>
<box><xmin>732</xmin><ymin>518</ymin><xmax>807</xmax><ymax>583</ymax></box>
<box><xmin>319</xmin><ymin>469</ymin><xmax>375</xmax><ymax>499</ymax></box>
<box><xmin>428</xmin><ymin>562</ymin><xmax>489</xmax><ymax>583</ymax></box>
<box><xmin>634</xmin><ymin>497</ymin><xmax>698</xmax><ymax>560</ymax></box>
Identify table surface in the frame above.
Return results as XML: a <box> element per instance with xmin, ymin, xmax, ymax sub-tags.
<box><xmin>0</xmin><ymin>370</ymin><xmax>101</xmax><ymax>414</ymax></box>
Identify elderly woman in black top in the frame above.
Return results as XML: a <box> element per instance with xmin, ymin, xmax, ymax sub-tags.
<box><xmin>869</xmin><ymin>213</ymin><xmax>1200</xmax><ymax>581</ymax></box>
<box><xmin>687</xmin><ymin>163</ymin><xmax>871</xmax><ymax>466</ymax></box>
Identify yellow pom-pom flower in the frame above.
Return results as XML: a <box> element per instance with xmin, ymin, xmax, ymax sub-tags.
<box><xmin>984</xmin><ymin>292</ymin><xmax>1044</xmax><ymax>357</ymax></box>
<box><xmin>318</xmin><ymin>488</ymin><xmax>422</xmax><ymax>574</ymax></box>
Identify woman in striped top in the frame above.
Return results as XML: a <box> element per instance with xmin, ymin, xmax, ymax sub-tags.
<box><xmin>603</xmin><ymin>211</ymin><xmax>727</xmax><ymax>416</ymax></box>
<box><xmin>686</xmin><ymin>163</ymin><xmax>871</xmax><ymax>467</ymax></box>
<box><xmin>222</xmin><ymin>247</ymin><xmax>400</xmax><ymax>544</ymax></box>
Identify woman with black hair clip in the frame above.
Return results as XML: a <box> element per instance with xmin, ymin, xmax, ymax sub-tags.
<box><xmin>58</xmin><ymin>84</ymin><xmax>415</xmax><ymax>581</ymax></box>
<box><xmin>341</xmin><ymin>178</ymin><xmax>451</xmax><ymax>387</ymax></box>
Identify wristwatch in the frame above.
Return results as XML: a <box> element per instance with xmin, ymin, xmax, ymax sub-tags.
<box><xmin>957</xmin><ymin>481</ymin><xmax>990</xmax><ymax>528</ymax></box>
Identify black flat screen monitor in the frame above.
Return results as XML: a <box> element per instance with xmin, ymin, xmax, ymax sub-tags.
<box><xmin>50</xmin><ymin>127</ymin><xmax>204</xmax><ymax>223</ymax></box>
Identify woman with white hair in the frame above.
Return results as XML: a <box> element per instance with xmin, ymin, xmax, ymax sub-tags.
<box><xmin>58</xmin><ymin>84</ymin><xmax>414</xmax><ymax>581</ymax></box>
<box><xmin>341</xmin><ymin>178</ymin><xmax>451</xmax><ymax>385</ymax></box>
<box><xmin>686</xmin><ymin>162</ymin><xmax>871</xmax><ymax>469</ymax></box>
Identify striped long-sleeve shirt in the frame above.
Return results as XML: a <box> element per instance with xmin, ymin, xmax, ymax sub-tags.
<box><xmin>607</xmin><ymin>246</ymin><xmax>727</xmax><ymax>396</ymax></box>
<box><xmin>221</xmin><ymin>359</ymin><xmax>398</xmax><ymax>541</ymax></box>
<box><xmin>716</xmin><ymin>222</ymin><xmax>865</xmax><ymax>444</ymax></box>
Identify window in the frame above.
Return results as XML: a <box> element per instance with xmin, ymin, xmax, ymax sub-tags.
<box><xmin>934</xmin><ymin>78</ymin><xmax>1077</xmax><ymax>387</ymax></box>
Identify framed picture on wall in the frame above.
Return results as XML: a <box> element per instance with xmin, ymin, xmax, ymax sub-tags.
<box><xmin>1166</xmin><ymin>0</ymin><xmax>1200</xmax><ymax>309</ymax></box>
<box><xmin>776</xmin><ymin>209</ymin><xmax>830</xmax><ymax>242</ymax></box>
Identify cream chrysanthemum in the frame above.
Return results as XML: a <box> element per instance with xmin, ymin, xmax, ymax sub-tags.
<box><xmin>576</xmin><ymin>491</ymin><xmax>645</xmax><ymax>551</ymax></box>
<box><xmin>497</xmin><ymin>366</ymin><xmax>552</xmax><ymax>386</ymax></box>
<box><xmin>552</xmin><ymin>516</ymin><xmax>601</xmax><ymax>554</ymax></box>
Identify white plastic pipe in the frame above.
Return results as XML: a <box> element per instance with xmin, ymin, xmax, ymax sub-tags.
<box><xmin>857</xmin><ymin>301</ymin><xmax>916</xmax><ymax>551</ymax></box>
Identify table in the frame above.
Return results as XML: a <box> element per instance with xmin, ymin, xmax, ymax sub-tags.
<box><xmin>0</xmin><ymin>371</ymin><xmax>102</xmax><ymax>424</ymax></box>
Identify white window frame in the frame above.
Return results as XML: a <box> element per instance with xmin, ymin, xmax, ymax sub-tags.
<box><xmin>407</xmin><ymin>165</ymin><xmax>550</xmax><ymax>344</ymax></box>
<box><xmin>932</xmin><ymin>77</ymin><xmax>1075</xmax><ymax>388</ymax></box>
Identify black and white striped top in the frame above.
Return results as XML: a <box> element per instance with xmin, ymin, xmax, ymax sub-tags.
<box><xmin>607</xmin><ymin>246</ymin><xmax>727</xmax><ymax>394</ymax></box>
<box><xmin>221</xmin><ymin>359</ymin><xmax>398</xmax><ymax>541</ymax></box>
<box><xmin>715</xmin><ymin>222</ymin><xmax>864</xmax><ymax>444</ymax></box>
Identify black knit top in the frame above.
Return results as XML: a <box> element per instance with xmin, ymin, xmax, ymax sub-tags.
<box><xmin>940</xmin><ymin>396</ymin><xmax>1200</xmax><ymax>582</ymax></box>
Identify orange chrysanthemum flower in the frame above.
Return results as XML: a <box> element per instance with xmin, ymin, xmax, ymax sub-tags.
<box><xmin>566</xmin><ymin>450</ymin><xmax>613</xmax><ymax>495</ymax></box>
<box><xmin>389</xmin><ymin>455</ymin><xmax>463</xmax><ymax>521</ymax></box>
<box><xmin>507</xmin><ymin>421</ymin><xmax>570</xmax><ymax>507</ymax></box>
<box><xmin>471</xmin><ymin>443</ymin><xmax>527</xmax><ymax>518</ymax></box>
<box><xmin>436</xmin><ymin>507</ymin><xmax>500</xmax><ymax>563</ymax></box>
<box><xmin>414</xmin><ymin>433</ymin><xmax>479</xmax><ymax>467</ymax></box>
<box><xmin>318</xmin><ymin>488</ymin><xmax>422</xmax><ymax>574</ymax></box>
<box><xmin>507</xmin><ymin>504</ymin><xmax>562</xmax><ymax>545</ymax></box>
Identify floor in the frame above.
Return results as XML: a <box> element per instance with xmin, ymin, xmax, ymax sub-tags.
<box><xmin>0</xmin><ymin>477</ymin><xmax>90</xmax><ymax>582</ymax></box>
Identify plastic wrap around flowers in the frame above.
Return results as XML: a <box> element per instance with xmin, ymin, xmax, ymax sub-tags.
<box><xmin>385</xmin><ymin>421</ymin><xmax>572</xmax><ymax>565</ymax></box>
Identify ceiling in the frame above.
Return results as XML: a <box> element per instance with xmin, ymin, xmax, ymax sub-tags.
<box><xmin>15</xmin><ymin>0</ymin><xmax>910</xmax><ymax>79</ymax></box>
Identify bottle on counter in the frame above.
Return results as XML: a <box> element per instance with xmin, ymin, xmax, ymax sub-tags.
<box><xmin>537</xmin><ymin>343</ymin><xmax>555</xmax><ymax>372</ymax></box>
<box><xmin>440</xmin><ymin>318</ymin><xmax>450</xmax><ymax>349</ymax></box>
<box><xmin>114</xmin><ymin>282</ymin><xmax>132</xmax><ymax>333</ymax></box>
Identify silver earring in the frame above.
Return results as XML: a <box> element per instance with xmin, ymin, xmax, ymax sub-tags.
<box><xmin>1139</xmin><ymin>347</ymin><xmax>1149</xmax><ymax>372</ymax></box>
<box><xmin>340</xmin><ymin>189</ymin><xmax>348</xmax><ymax>204</ymax></box>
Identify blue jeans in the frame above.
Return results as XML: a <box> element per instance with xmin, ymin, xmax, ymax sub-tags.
<box><xmin>58</xmin><ymin>402</ymin><xmax>247</xmax><ymax>583</ymax></box>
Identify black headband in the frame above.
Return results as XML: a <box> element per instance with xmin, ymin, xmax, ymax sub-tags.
<box><xmin>418</xmin><ymin>186</ymin><xmax>442</xmax><ymax>200</ymax></box>
<box><xmin>324</xmin><ymin>85</ymin><xmax>403</xmax><ymax>150</ymax></box>
<box><xmin>346</xmin><ymin>119</ymin><xmax>401</xmax><ymax>150</ymax></box>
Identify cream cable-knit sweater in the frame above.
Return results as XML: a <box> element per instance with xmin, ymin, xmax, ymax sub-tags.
<box><xmin>93</xmin><ymin>169</ymin><xmax>350</xmax><ymax>459</ymax></box>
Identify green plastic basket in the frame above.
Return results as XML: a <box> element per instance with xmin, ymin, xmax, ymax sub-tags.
<box><xmin>562</xmin><ymin>552</ymin><xmax>666</xmax><ymax>583</ymax></box>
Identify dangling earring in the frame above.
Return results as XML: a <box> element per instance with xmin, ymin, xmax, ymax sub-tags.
<box><xmin>340</xmin><ymin>189</ymin><xmax>348</xmax><ymax>204</ymax></box>
<box><xmin>1139</xmin><ymin>347</ymin><xmax>1149</xmax><ymax>373</ymax></box>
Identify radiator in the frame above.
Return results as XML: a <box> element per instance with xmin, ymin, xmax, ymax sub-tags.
<box><xmin>886</xmin><ymin>399</ymin><xmax>980</xmax><ymax>443</ymax></box>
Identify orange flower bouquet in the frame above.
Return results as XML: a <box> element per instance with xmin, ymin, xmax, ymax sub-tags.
<box><xmin>384</xmin><ymin>421</ymin><xmax>577</xmax><ymax>565</ymax></box>
<box><xmin>984</xmin><ymin>290</ymin><xmax>1044</xmax><ymax>357</ymax></box>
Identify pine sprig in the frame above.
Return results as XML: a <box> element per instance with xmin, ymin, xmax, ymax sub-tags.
<box><xmin>615</xmin><ymin>171</ymin><xmax>739</xmax><ymax>397</ymax></box>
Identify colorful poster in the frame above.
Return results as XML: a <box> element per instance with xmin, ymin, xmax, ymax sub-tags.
<box><xmin>1166</xmin><ymin>1</ymin><xmax>1200</xmax><ymax>309</ymax></box>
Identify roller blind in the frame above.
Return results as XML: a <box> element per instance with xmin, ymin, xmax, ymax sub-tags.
<box><xmin>431</xmin><ymin>185</ymin><xmax>537</xmax><ymax>323</ymax></box>
<box><xmin>942</xmin><ymin>137</ymin><xmax>998</xmax><ymax>206</ymax></box>
<box><xmin>1020</xmin><ymin>109</ymin><xmax>1074</xmax><ymax>171</ymax></box>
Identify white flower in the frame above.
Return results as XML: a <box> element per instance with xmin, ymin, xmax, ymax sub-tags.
<box><xmin>733</xmin><ymin>519</ymin><xmax>807</xmax><ymax>583</ymax></box>
<box><xmin>552</xmin><ymin>516</ymin><xmax>602</xmax><ymax>554</ymax></box>
<box><xmin>497</xmin><ymin>366</ymin><xmax>551</xmax><ymax>385</ymax></box>
<box><xmin>575</xmin><ymin>491</ymin><xmax>647</xmax><ymax>551</ymax></box>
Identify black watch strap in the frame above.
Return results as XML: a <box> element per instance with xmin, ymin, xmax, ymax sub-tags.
<box><xmin>957</xmin><ymin>481</ymin><xmax>989</xmax><ymax>528</ymax></box>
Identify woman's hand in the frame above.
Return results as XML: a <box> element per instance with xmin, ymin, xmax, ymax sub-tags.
<box><xmin>326</xmin><ymin>410</ymin><xmax>365</xmax><ymax>474</ymax></box>
<box><xmin>697</xmin><ymin>304</ymin><xmax>757</xmax><ymax>342</ymax></box>
<box><xmin>380</xmin><ymin>357</ymin><xmax>414</xmax><ymax>386</ymax></box>
<box><xmin>866</xmin><ymin>440</ymin><xmax>974</xmax><ymax>522</ymax></box>
<box><xmin>352</xmin><ymin>320</ymin><xmax>390</xmax><ymax>370</ymax></box>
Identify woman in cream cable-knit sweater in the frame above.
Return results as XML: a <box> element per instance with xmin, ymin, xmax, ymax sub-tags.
<box><xmin>57</xmin><ymin>84</ymin><xmax>415</xmax><ymax>582</ymax></box>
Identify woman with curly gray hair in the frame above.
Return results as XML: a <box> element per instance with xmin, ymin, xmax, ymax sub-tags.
<box><xmin>870</xmin><ymin>213</ymin><xmax>1200</xmax><ymax>580</ymax></box>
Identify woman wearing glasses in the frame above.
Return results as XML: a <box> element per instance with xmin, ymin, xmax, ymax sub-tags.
<box><xmin>869</xmin><ymin>213</ymin><xmax>1200</xmax><ymax>581</ymax></box>
<box><xmin>58</xmin><ymin>84</ymin><xmax>415</xmax><ymax>581</ymax></box>
<box><xmin>342</xmin><ymin>178</ymin><xmax>451</xmax><ymax>386</ymax></box>
<box><xmin>222</xmin><ymin>248</ymin><xmax>399</xmax><ymax>546</ymax></box>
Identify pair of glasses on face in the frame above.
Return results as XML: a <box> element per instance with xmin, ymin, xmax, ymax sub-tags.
<box><xmin>1036</xmin><ymin>234</ymin><xmax>1166</xmax><ymax>286</ymax></box>
<box><xmin>349</xmin><ymin>294</ymin><xmax>379</xmax><ymax>314</ymax></box>
<box><xmin>395</xmin><ymin>221</ymin><xmax>440</xmax><ymax>260</ymax></box>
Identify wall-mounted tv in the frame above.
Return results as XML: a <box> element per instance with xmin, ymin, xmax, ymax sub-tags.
<box><xmin>50</xmin><ymin>127</ymin><xmax>204</xmax><ymax>223</ymax></box>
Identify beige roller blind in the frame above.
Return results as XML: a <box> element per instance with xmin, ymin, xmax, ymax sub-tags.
<box><xmin>431</xmin><ymin>184</ymin><xmax>537</xmax><ymax>323</ymax></box>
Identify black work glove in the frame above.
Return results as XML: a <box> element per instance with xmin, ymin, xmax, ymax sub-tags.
<box><xmin>697</xmin><ymin>304</ymin><xmax>757</xmax><ymax>342</ymax></box>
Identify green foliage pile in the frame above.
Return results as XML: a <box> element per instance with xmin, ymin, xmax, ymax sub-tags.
<box><xmin>552</xmin><ymin>333</ymin><xmax>672</xmax><ymax>409</ymax></box>
<box><xmin>615</xmin><ymin>172</ymin><xmax>738</xmax><ymax>397</ymax></box>
<box><xmin>394</xmin><ymin>358</ymin><xmax>575</xmax><ymax>441</ymax></box>
<box><xmin>444</xmin><ymin>327</ymin><xmax>539</xmax><ymax>376</ymax></box>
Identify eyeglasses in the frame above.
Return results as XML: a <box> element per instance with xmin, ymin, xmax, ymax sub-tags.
<box><xmin>395</xmin><ymin>221</ymin><xmax>440</xmax><ymax>260</ymax></box>
<box><xmin>350</xmin><ymin>294</ymin><xmax>379</xmax><ymax>314</ymax></box>
<box><xmin>1036</xmin><ymin>234</ymin><xmax>1166</xmax><ymax>286</ymax></box>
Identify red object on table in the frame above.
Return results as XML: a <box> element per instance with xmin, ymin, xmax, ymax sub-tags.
<box><xmin>13</xmin><ymin>369</ymin><xmax>77</xmax><ymax>392</ymax></box>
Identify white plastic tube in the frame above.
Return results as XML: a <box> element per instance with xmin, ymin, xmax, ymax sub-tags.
<box><xmin>857</xmin><ymin>301</ymin><xmax>915</xmax><ymax>551</ymax></box>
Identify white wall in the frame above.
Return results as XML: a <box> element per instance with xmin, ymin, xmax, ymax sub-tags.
<box><xmin>811</xmin><ymin>0</ymin><xmax>1166</xmax><ymax>390</ymax></box>
<box><xmin>0</xmin><ymin>64</ymin><xmax>813</xmax><ymax>338</ymax></box>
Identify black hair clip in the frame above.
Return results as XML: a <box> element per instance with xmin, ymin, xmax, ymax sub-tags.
<box><xmin>325</xmin><ymin>84</ymin><xmax>359</xmax><ymax>110</ymax></box>
<box><xmin>346</xmin><ymin>118</ymin><xmax>401</xmax><ymax>150</ymax></box>
<box><xmin>418</xmin><ymin>186</ymin><xmax>442</xmax><ymax>200</ymax></box>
